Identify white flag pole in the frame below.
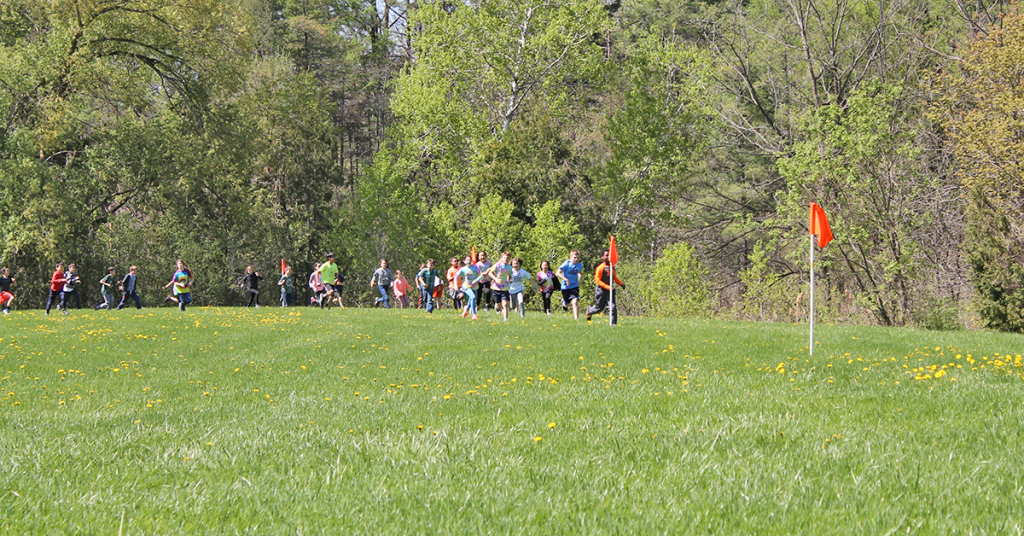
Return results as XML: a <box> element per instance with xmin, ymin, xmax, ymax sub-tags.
<box><xmin>609</xmin><ymin>263</ymin><xmax>614</xmax><ymax>327</ymax></box>
<box><xmin>810</xmin><ymin>234</ymin><xmax>815</xmax><ymax>356</ymax></box>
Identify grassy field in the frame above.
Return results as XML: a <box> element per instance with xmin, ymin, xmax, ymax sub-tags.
<box><xmin>2</xmin><ymin>306</ymin><xmax>1024</xmax><ymax>534</ymax></box>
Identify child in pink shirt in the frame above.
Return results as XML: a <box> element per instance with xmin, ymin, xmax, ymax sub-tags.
<box><xmin>391</xmin><ymin>270</ymin><xmax>411</xmax><ymax>308</ymax></box>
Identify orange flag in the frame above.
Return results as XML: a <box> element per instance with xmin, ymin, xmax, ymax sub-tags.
<box><xmin>471</xmin><ymin>246</ymin><xmax>477</xmax><ymax>263</ymax></box>
<box><xmin>810</xmin><ymin>203</ymin><xmax>833</xmax><ymax>248</ymax></box>
<box><xmin>609</xmin><ymin>235</ymin><xmax>618</xmax><ymax>266</ymax></box>
<box><xmin>281</xmin><ymin>259</ymin><xmax>287</xmax><ymax>273</ymax></box>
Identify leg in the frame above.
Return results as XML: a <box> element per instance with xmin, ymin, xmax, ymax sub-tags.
<box><xmin>132</xmin><ymin>291</ymin><xmax>142</xmax><ymax>309</ymax></box>
<box><xmin>425</xmin><ymin>291</ymin><xmax>434</xmax><ymax>313</ymax></box>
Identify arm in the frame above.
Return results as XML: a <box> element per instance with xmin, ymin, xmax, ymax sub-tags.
<box><xmin>613</xmin><ymin>271</ymin><xmax>625</xmax><ymax>288</ymax></box>
<box><xmin>595</xmin><ymin>265</ymin><xmax>610</xmax><ymax>290</ymax></box>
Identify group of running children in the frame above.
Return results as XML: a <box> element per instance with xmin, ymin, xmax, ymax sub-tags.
<box><xmin>0</xmin><ymin>249</ymin><xmax>624</xmax><ymax>321</ymax></box>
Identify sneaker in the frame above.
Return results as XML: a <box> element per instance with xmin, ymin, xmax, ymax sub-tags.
<box><xmin>255</xmin><ymin>304</ymin><xmax>261</xmax><ymax>308</ymax></box>
<box><xmin>586</xmin><ymin>313</ymin><xmax>592</xmax><ymax>321</ymax></box>
<box><xmin>62</xmin><ymin>310</ymin><xmax>68</xmax><ymax>315</ymax></box>
<box><xmin>462</xmin><ymin>309</ymin><xmax>469</xmax><ymax>318</ymax></box>
<box><xmin>472</xmin><ymin>314</ymin><xmax>478</xmax><ymax>320</ymax></box>
<box><xmin>3</xmin><ymin>310</ymin><xmax>8</xmax><ymax>316</ymax></box>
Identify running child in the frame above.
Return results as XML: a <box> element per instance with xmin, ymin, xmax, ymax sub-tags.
<box><xmin>392</xmin><ymin>270</ymin><xmax>410</xmax><ymax>308</ymax></box>
<box><xmin>94</xmin><ymin>267</ymin><xmax>116</xmax><ymax>310</ymax></box>
<box><xmin>556</xmin><ymin>250</ymin><xmax>583</xmax><ymax>320</ymax></box>
<box><xmin>278</xmin><ymin>266</ymin><xmax>294</xmax><ymax>307</ymax></box>
<box><xmin>117</xmin><ymin>265</ymin><xmax>141</xmax><ymax>310</ymax></box>
<box><xmin>45</xmin><ymin>262</ymin><xmax>64</xmax><ymax>316</ymax></box>
<box><xmin>446</xmin><ymin>257</ymin><xmax>462</xmax><ymax>309</ymax></box>
<box><xmin>508</xmin><ymin>257</ymin><xmax>538</xmax><ymax>318</ymax></box>
<box><xmin>416</xmin><ymin>259</ymin><xmax>440</xmax><ymax>313</ymax></box>
<box><xmin>0</xmin><ymin>266</ymin><xmax>15</xmax><ymax>315</ymax></box>
<box><xmin>164</xmin><ymin>259</ymin><xmax>192</xmax><ymax>311</ymax></box>
<box><xmin>475</xmin><ymin>251</ymin><xmax>493</xmax><ymax>312</ymax></box>
<box><xmin>484</xmin><ymin>252</ymin><xmax>513</xmax><ymax>322</ymax></box>
<box><xmin>241</xmin><ymin>266</ymin><xmax>263</xmax><ymax>308</ymax></box>
<box><xmin>370</xmin><ymin>259</ymin><xmax>393</xmax><ymax>308</ymax></box>
<box><xmin>455</xmin><ymin>255</ymin><xmax>483</xmax><ymax>320</ymax></box>
<box><xmin>536</xmin><ymin>261</ymin><xmax>558</xmax><ymax>315</ymax></box>
<box><xmin>308</xmin><ymin>262</ymin><xmax>325</xmax><ymax>307</ymax></box>
<box><xmin>61</xmin><ymin>263</ymin><xmax>82</xmax><ymax>313</ymax></box>
<box><xmin>586</xmin><ymin>249</ymin><xmax>625</xmax><ymax>322</ymax></box>
<box><xmin>316</xmin><ymin>253</ymin><xmax>341</xmax><ymax>308</ymax></box>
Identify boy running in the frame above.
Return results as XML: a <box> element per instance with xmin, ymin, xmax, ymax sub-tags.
<box><xmin>117</xmin><ymin>265</ymin><xmax>142</xmax><ymax>310</ymax></box>
<box><xmin>316</xmin><ymin>253</ymin><xmax>341</xmax><ymax>308</ymax></box>
<box><xmin>61</xmin><ymin>263</ymin><xmax>82</xmax><ymax>312</ymax></box>
<box><xmin>556</xmin><ymin>250</ymin><xmax>583</xmax><ymax>320</ymax></box>
<box><xmin>416</xmin><ymin>259</ymin><xmax>440</xmax><ymax>313</ymax></box>
<box><xmin>475</xmin><ymin>251</ymin><xmax>493</xmax><ymax>312</ymax></box>
<box><xmin>45</xmin><ymin>263</ymin><xmax>64</xmax><ymax>316</ymax></box>
<box><xmin>586</xmin><ymin>249</ymin><xmax>625</xmax><ymax>323</ymax></box>
<box><xmin>95</xmin><ymin>267</ymin><xmax>116</xmax><ymax>310</ymax></box>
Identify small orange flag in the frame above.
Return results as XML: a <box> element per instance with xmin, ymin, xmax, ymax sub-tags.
<box><xmin>281</xmin><ymin>259</ymin><xmax>287</xmax><ymax>273</ymax></box>
<box><xmin>471</xmin><ymin>246</ymin><xmax>477</xmax><ymax>263</ymax></box>
<box><xmin>609</xmin><ymin>236</ymin><xmax>618</xmax><ymax>266</ymax></box>
<box><xmin>810</xmin><ymin>203</ymin><xmax>833</xmax><ymax>248</ymax></box>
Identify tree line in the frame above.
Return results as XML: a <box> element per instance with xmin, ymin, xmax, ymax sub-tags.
<box><xmin>1</xmin><ymin>0</ymin><xmax>1022</xmax><ymax>330</ymax></box>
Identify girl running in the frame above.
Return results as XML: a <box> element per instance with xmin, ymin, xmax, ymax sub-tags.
<box><xmin>392</xmin><ymin>270</ymin><xmax>410</xmax><ymax>308</ymax></box>
<box><xmin>508</xmin><ymin>257</ymin><xmax>538</xmax><ymax>318</ymax></box>
<box><xmin>308</xmin><ymin>262</ymin><xmax>325</xmax><ymax>307</ymax></box>
<box><xmin>537</xmin><ymin>261</ymin><xmax>558</xmax><ymax>315</ymax></box>
<box><xmin>484</xmin><ymin>252</ymin><xmax>513</xmax><ymax>322</ymax></box>
<box><xmin>241</xmin><ymin>266</ymin><xmax>263</xmax><ymax>308</ymax></box>
<box><xmin>370</xmin><ymin>259</ymin><xmax>393</xmax><ymax>308</ymax></box>
<box><xmin>455</xmin><ymin>255</ymin><xmax>483</xmax><ymax>320</ymax></box>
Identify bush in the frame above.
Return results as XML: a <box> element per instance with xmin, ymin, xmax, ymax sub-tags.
<box><xmin>640</xmin><ymin>242</ymin><xmax>712</xmax><ymax>318</ymax></box>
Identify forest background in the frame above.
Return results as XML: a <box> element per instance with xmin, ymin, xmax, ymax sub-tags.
<box><xmin>2</xmin><ymin>0</ymin><xmax>1023</xmax><ymax>331</ymax></box>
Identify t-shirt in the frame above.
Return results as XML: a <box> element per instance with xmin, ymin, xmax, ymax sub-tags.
<box><xmin>446</xmin><ymin>266</ymin><xmax>459</xmax><ymax>286</ymax></box>
<box><xmin>172</xmin><ymin>270</ymin><xmax>190</xmax><ymax>295</ymax></box>
<box><xmin>121</xmin><ymin>274</ymin><xmax>136</xmax><ymax>293</ymax></box>
<box><xmin>456</xmin><ymin>265</ymin><xmax>480</xmax><ymax>290</ymax></box>
<box><xmin>0</xmin><ymin>276</ymin><xmax>13</xmax><ymax>293</ymax></box>
<box><xmin>63</xmin><ymin>271</ymin><xmax>80</xmax><ymax>292</ymax></box>
<box><xmin>50</xmin><ymin>270</ymin><xmax>65</xmax><ymax>292</ymax></box>
<box><xmin>371</xmin><ymin>267</ymin><xmax>393</xmax><ymax>287</ymax></box>
<box><xmin>417</xmin><ymin>268</ymin><xmax>440</xmax><ymax>291</ymax></box>
<box><xmin>100</xmin><ymin>274</ymin><xmax>115</xmax><ymax>295</ymax></box>
<box><xmin>489</xmin><ymin>263</ymin><xmax>512</xmax><ymax>291</ymax></box>
<box><xmin>537</xmin><ymin>271</ymin><xmax>557</xmax><ymax>292</ymax></box>
<box><xmin>243</xmin><ymin>272</ymin><xmax>262</xmax><ymax>290</ymax></box>
<box><xmin>318</xmin><ymin>262</ymin><xmax>340</xmax><ymax>285</ymax></box>
<box><xmin>558</xmin><ymin>260</ymin><xmax>583</xmax><ymax>289</ymax></box>
<box><xmin>392</xmin><ymin>278</ymin><xmax>409</xmax><ymax>296</ymax></box>
<box><xmin>509</xmin><ymin>269</ymin><xmax>531</xmax><ymax>294</ymax></box>
<box><xmin>279</xmin><ymin>275</ymin><xmax>293</xmax><ymax>294</ymax></box>
<box><xmin>308</xmin><ymin>272</ymin><xmax>322</xmax><ymax>291</ymax></box>
<box><xmin>475</xmin><ymin>260</ymin><xmax>492</xmax><ymax>283</ymax></box>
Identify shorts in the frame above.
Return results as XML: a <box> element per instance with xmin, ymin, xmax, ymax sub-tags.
<box><xmin>0</xmin><ymin>291</ymin><xmax>13</xmax><ymax>304</ymax></box>
<box><xmin>176</xmin><ymin>292</ymin><xmax>192</xmax><ymax>305</ymax></box>
<box><xmin>561</xmin><ymin>287</ymin><xmax>579</xmax><ymax>302</ymax></box>
<box><xmin>493</xmin><ymin>290</ymin><xmax>510</xmax><ymax>303</ymax></box>
<box><xmin>322</xmin><ymin>283</ymin><xmax>334</xmax><ymax>293</ymax></box>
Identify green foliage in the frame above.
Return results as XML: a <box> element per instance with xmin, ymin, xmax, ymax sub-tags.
<box><xmin>640</xmin><ymin>242</ymin><xmax>712</xmax><ymax>318</ymax></box>
<box><xmin>467</xmin><ymin>194</ymin><xmax>525</xmax><ymax>257</ymax></box>
<box><xmin>522</xmin><ymin>200</ymin><xmax>583</xmax><ymax>267</ymax></box>
<box><xmin>965</xmin><ymin>189</ymin><xmax>1024</xmax><ymax>333</ymax></box>
<box><xmin>736</xmin><ymin>241</ymin><xmax>800</xmax><ymax>322</ymax></box>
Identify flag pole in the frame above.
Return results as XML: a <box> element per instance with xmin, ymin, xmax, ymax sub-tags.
<box><xmin>809</xmin><ymin>234</ymin><xmax>815</xmax><ymax>356</ymax></box>
<box><xmin>609</xmin><ymin>263</ymin><xmax>614</xmax><ymax>327</ymax></box>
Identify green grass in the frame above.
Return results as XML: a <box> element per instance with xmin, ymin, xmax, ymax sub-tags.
<box><xmin>2</xmin><ymin>307</ymin><xmax>1024</xmax><ymax>534</ymax></box>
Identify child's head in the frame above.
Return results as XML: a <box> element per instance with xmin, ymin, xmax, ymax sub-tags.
<box><xmin>108</xmin><ymin>266</ymin><xmax>116</xmax><ymax>274</ymax></box>
<box><xmin>427</xmin><ymin>259</ymin><xmax>435</xmax><ymax>269</ymax></box>
<box><xmin>313</xmin><ymin>262</ymin><xmax>321</xmax><ymax>270</ymax></box>
<box><xmin>395</xmin><ymin>270</ymin><xmax>403</xmax><ymax>278</ymax></box>
<box><xmin>450</xmin><ymin>257</ymin><xmax>459</xmax><ymax>267</ymax></box>
<box><xmin>569</xmin><ymin>250</ymin><xmax>580</xmax><ymax>262</ymax></box>
<box><xmin>68</xmin><ymin>263</ymin><xmax>76</xmax><ymax>273</ymax></box>
<box><xmin>129</xmin><ymin>265</ymin><xmax>137</xmax><ymax>274</ymax></box>
<box><xmin>511</xmin><ymin>257</ymin><xmax>522</xmax><ymax>269</ymax></box>
<box><xmin>2</xmin><ymin>266</ymin><xmax>9</xmax><ymax>276</ymax></box>
<box><xmin>463</xmin><ymin>256</ymin><xmax>473</xmax><ymax>266</ymax></box>
<box><xmin>499</xmin><ymin>251</ymin><xmax>510</xmax><ymax>263</ymax></box>
<box><xmin>478</xmin><ymin>251</ymin><xmax>487</xmax><ymax>262</ymax></box>
<box><xmin>285</xmin><ymin>267</ymin><xmax>293</xmax><ymax>275</ymax></box>
<box><xmin>176</xmin><ymin>259</ymin><xmax>185</xmax><ymax>269</ymax></box>
<box><xmin>245</xmin><ymin>265</ymin><xmax>253</xmax><ymax>274</ymax></box>
<box><xmin>56</xmin><ymin>262</ymin><xmax>64</xmax><ymax>271</ymax></box>
<box><xmin>540</xmin><ymin>260</ymin><xmax>551</xmax><ymax>272</ymax></box>
<box><xmin>380</xmin><ymin>259</ymin><xmax>388</xmax><ymax>269</ymax></box>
